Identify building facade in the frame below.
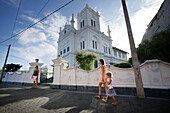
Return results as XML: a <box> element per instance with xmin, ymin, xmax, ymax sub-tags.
<box><xmin>142</xmin><ymin>0</ymin><xmax>170</xmax><ymax>42</ymax></box>
<box><xmin>57</xmin><ymin>4</ymin><xmax>127</xmax><ymax>68</ymax></box>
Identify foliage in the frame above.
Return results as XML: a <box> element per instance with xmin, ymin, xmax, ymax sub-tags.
<box><xmin>4</xmin><ymin>63</ymin><xmax>22</xmax><ymax>72</ymax></box>
<box><xmin>137</xmin><ymin>29</ymin><xmax>170</xmax><ymax>63</ymax></box>
<box><xmin>113</xmin><ymin>62</ymin><xmax>132</xmax><ymax>68</ymax></box>
<box><xmin>41</xmin><ymin>72</ymin><xmax>53</xmax><ymax>74</ymax></box>
<box><xmin>128</xmin><ymin>57</ymin><xmax>133</xmax><ymax>66</ymax></box>
<box><xmin>0</xmin><ymin>69</ymin><xmax>2</xmax><ymax>72</ymax></box>
<box><xmin>17</xmin><ymin>70</ymin><xmax>24</xmax><ymax>72</ymax></box>
<box><xmin>75</xmin><ymin>50</ymin><xmax>98</xmax><ymax>70</ymax></box>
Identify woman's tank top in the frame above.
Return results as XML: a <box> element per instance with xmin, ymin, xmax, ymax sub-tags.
<box><xmin>33</xmin><ymin>70</ymin><xmax>38</xmax><ymax>76</ymax></box>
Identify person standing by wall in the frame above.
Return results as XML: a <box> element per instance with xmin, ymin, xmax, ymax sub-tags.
<box><xmin>32</xmin><ymin>66</ymin><xmax>39</xmax><ymax>88</ymax></box>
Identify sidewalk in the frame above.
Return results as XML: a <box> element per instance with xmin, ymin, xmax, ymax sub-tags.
<box><xmin>0</xmin><ymin>85</ymin><xmax>170</xmax><ymax>113</ymax></box>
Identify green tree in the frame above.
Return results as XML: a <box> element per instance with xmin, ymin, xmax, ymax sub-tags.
<box><xmin>4</xmin><ymin>63</ymin><xmax>22</xmax><ymax>72</ymax></box>
<box><xmin>137</xmin><ymin>40</ymin><xmax>153</xmax><ymax>63</ymax></box>
<box><xmin>75</xmin><ymin>51</ymin><xmax>98</xmax><ymax>70</ymax></box>
<box><xmin>137</xmin><ymin>29</ymin><xmax>170</xmax><ymax>63</ymax></box>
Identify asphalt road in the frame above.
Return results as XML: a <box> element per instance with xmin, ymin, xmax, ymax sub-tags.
<box><xmin>0</xmin><ymin>85</ymin><xmax>170</xmax><ymax>113</ymax></box>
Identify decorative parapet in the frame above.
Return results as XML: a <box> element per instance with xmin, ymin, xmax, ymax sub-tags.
<box><xmin>52</xmin><ymin>58</ymin><xmax>68</xmax><ymax>68</ymax></box>
<box><xmin>140</xmin><ymin>59</ymin><xmax>170</xmax><ymax>66</ymax></box>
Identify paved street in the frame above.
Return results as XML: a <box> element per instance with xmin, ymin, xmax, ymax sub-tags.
<box><xmin>0</xmin><ymin>85</ymin><xmax>170</xmax><ymax>113</ymax></box>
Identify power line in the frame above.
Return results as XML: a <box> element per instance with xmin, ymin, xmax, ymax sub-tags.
<box><xmin>15</xmin><ymin>0</ymin><xmax>50</xmax><ymax>42</ymax></box>
<box><xmin>10</xmin><ymin>0</ymin><xmax>22</xmax><ymax>37</ymax></box>
<box><xmin>0</xmin><ymin>51</ymin><xmax>26</xmax><ymax>61</ymax></box>
<box><xmin>28</xmin><ymin>0</ymin><xmax>50</xmax><ymax>29</ymax></box>
<box><xmin>0</xmin><ymin>44</ymin><xmax>8</xmax><ymax>47</ymax></box>
<box><xmin>0</xmin><ymin>0</ymin><xmax>74</xmax><ymax>44</ymax></box>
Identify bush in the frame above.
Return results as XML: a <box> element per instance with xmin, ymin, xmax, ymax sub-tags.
<box><xmin>128</xmin><ymin>57</ymin><xmax>133</xmax><ymax>66</ymax></box>
<box><xmin>75</xmin><ymin>50</ymin><xmax>98</xmax><ymax>70</ymax></box>
<box><xmin>113</xmin><ymin>62</ymin><xmax>132</xmax><ymax>68</ymax></box>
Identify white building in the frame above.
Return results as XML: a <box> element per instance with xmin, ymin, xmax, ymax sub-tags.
<box><xmin>57</xmin><ymin>4</ymin><xmax>128</xmax><ymax>68</ymax></box>
<box><xmin>142</xmin><ymin>0</ymin><xmax>170</xmax><ymax>42</ymax></box>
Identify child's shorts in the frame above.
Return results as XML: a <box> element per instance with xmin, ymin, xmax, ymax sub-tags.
<box><xmin>33</xmin><ymin>76</ymin><xmax>38</xmax><ymax>82</ymax></box>
<box><xmin>106</xmin><ymin>88</ymin><xmax>117</xmax><ymax>97</ymax></box>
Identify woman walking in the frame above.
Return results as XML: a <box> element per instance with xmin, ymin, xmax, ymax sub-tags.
<box><xmin>96</xmin><ymin>59</ymin><xmax>107</xmax><ymax>99</ymax></box>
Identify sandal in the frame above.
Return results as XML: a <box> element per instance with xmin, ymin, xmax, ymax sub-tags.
<box><xmin>103</xmin><ymin>96</ymin><xmax>107</xmax><ymax>99</ymax></box>
<box><xmin>102</xmin><ymin>98</ymin><xmax>107</xmax><ymax>103</ymax></box>
<box><xmin>96</xmin><ymin>95</ymin><xmax>101</xmax><ymax>99</ymax></box>
<box><xmin>112</xmin><ymin>102</ymin><xmax>118</xmax><ymax>106</ymax></box>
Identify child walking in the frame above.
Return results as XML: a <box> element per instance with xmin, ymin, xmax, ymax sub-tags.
<box><xmin>96</xmin><ymin>59</ymin><xmax>107</xmax><ymax>99</ymax></box>
<box><xmin>102</xmin><ymin>72</ymin><xmax>118</xmax><ymax>106</ymax></box>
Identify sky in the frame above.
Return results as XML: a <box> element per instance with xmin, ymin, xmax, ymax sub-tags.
<box><xmin>0</xmin><ymin>0</ymin><xmax>164</xmax><ymax>72</ymax></box>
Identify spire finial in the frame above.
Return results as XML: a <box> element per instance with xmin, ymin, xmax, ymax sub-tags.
<box><xmin>108</xmin><ymin>25</ymin><xmax>111</xmax><ymax>37</ymax></box>
<box><xmin>70</xmin><ymin>13</ymin><xmax>75</xmax><ymax>28</ymax></box>
<box><xmin>86</xmin><ymin>4</ymin><xmax>89</xmax><ymax>8</ymax></box>
<box><xmin>59</xmin><ymin>27</ymin><xmax>62</xmax><ymax>35</ymax></box>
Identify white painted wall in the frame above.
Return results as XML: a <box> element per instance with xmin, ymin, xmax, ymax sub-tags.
<box><xmin>1</xmin><ymin>62</ymin><xmax>43</xmax><ymax>84</ymax></box>
<box><xmin>52</xmin><ymin>58</ymin><xmax>170</xmax><ymax>89</ymax></box>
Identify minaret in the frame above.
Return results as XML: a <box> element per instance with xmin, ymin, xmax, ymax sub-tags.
<box><xmin>107</xmin><ymin>25</ymin><xmax>111</xmax><ymax>37</ymax></box>
<box><xmin>70</xmin><ymin>13</ymin><xmax>75</xmax><ymax>28</ymax></box>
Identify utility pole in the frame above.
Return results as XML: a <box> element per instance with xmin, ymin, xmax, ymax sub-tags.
<box><xmin>0</xmin><ymin>44</ymin><xmax>11</xmax><ymax>84</ymax></box>
<box><xmin>121</xmin><ymin>0</ymin><xmax>145</xmax><ymax>98</ymax></box>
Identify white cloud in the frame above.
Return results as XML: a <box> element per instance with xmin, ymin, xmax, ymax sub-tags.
<box><xmin>21</xmin><ymin>65</ymin><xmax>29</xmax><ymax>71</ymax></box>
<box><xmin>14</xmin><ymin>12</ymin><xmax>67</xmax><ymax>71</ymax></box>
<box><xmin>100</xmin><ymin>17</ymin><xmax>108</xmax><ymax>35</ymax></box>
<box><xmin>13</xmin><ymin>42</ymin><xmax>57</xmax><ymax>71</ymax></box>
<box><xmin>42</xmin><ymin>13</ymin><xmax>67</xmax><ymax>40</ymax></box>
<box><xmin>22</xmin><ymin>10</ymin><xmax>34</xmax><ymax>16</ymax></box>
<box><xmin>18</xmin><ymin>12</ymin><xmax>67</xmax><ymax>46</ymax></box>
<box><xmin>18</xmin><ymin>28</ymin><xmax>47</xmax><ymax>44</ymax></box>
<box><xmin>1</xmin><ymin>0</ymin><xmax>17</xmax><ymax>6</ymax></box>
<box><xmin>20</xmin><ymin>12</ymin><xmax>67</xmax><ymax>42</ymax></box>
<box><xmin>9</xmin><ymin>0</ymin><xmax>17</xmax><ymax>5</ymax></box>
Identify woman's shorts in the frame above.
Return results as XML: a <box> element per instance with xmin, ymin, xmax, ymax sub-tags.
<box><xmin>33</xmin><ymin>76</ymin><xmax>38</xmax><ymax>82</ymax></box>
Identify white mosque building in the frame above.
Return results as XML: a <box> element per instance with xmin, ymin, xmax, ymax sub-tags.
<box><xmin>57</xmin><ymin>4</ymin><xmax>128</xmax><ymax>68</ymax></box>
